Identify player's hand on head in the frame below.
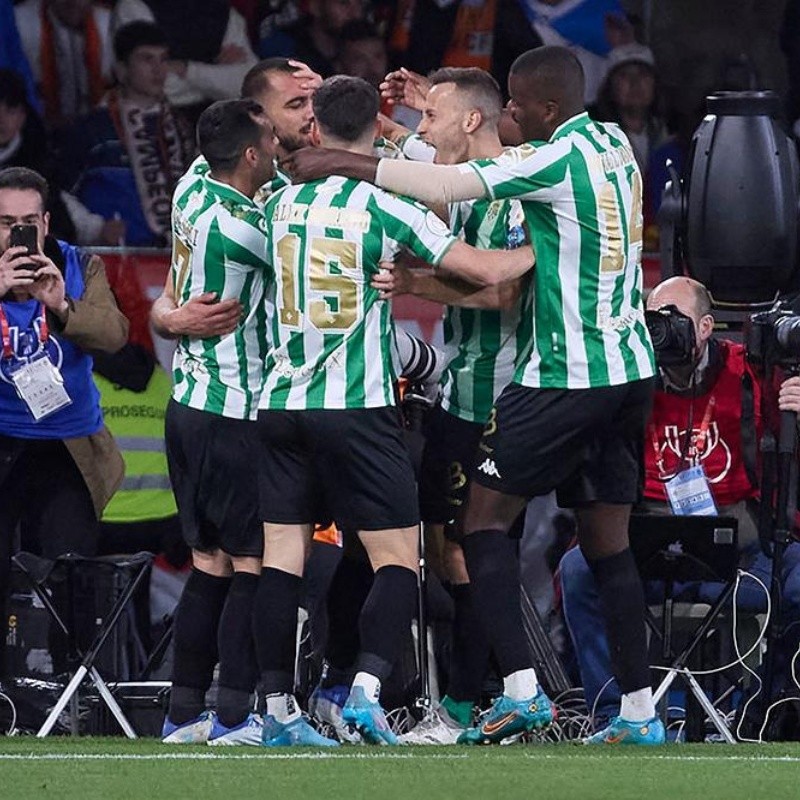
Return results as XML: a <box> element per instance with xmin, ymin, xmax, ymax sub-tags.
<box><xmin>0</xmin><ymin>246</ymin><xmax>36</xmax><ymax>294</ymax></box>
<box><xmin>779</xmin><ymin>375</ymin><xmax>800</xmax><ymax>414</ymax></box>
<box><xmin>380</xmin><ymin>68</ymin><xmax>430</xmax><ymax>112</ymax></box>
<box><xmin>168</xmin><ymin>292</ymin><xmax>242</xmax><ymax>338</ymax></box>
<box><xmin>289</xmin><ymin>60</ymin><xmax>323</xmax><ymax>92</ymax></box>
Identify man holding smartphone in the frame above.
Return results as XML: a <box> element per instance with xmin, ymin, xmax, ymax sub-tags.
<box><xmin>0</xmin><ymin>166</ymin><xmax>129</xmax><ymax>684</ymax></box>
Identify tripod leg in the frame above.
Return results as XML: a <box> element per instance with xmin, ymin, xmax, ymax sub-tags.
<box><xmin>684</xmin><ymin>671</ymin><xmax>736</xmax><ymax>744</ymax></box>
<box><xmin>416</xmin><ymin>521</ymin><xmax>432</xmax><ymax>712</ymax></box>
<box><xmin>89</xmin><ymin>667</ymin><xmax>137</xmax><ymax>739</ymax></box>
<box><xmin>37</xmin><ymin>665</ymin><xmax>88</xmax><ymax>737</ymax></box>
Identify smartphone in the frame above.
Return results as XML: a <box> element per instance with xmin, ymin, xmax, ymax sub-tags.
<box><xmin>9</xmin><ymin>224</ymin><xmax>39</xmax><ymax>271</ymax></box>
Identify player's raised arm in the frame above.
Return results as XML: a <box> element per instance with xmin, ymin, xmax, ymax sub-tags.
<box><xmin>284</xmin><ymin>146</ymin><xmax>489</xmax><ymax>207</ymax></box>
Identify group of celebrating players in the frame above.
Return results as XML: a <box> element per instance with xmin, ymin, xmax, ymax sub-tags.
<box><xmin>153</xmin><ymin>44</ymin><xmax>664</xmax><ymax>748</ymax></box>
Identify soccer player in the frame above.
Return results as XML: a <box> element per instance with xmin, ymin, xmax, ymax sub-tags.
<box><xmin>151</xmin><ymin>98</ymin><xmax>276</xmax><ymax>745</ymax></box>
<box><xmin>285</xmin><ymin>45</ymin><xmax>661</xmax><ymax>746</ymax></box>
<box><xmin>253</xmin><ymin>75</ymin><xmax>534</xmax><ymax>745</ymax></box>
<box><xmin>371</xmin><ymin>67</ymin><xmax>527</xmax><ymax>745</ymax></box>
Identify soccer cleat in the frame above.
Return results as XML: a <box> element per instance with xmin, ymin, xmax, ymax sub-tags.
<box><xmin>207</xmin><ymin>713</ymin><xmax>263</xmax><ymax>746</ymax></box>
<box><xmin>583</xmin><ymin>715</ymin><xmax>666</xmax><ymax>746</ymax></box>
<box><xmin>341</xmin><ymin>686</ymin><xmax>397</xmax><ymax>745</ymax></box>
<box><xmin>308</xmin><ymin>683</ymin><xmax>362</xmax><ymax>743</ymax></box>
<box><xmin>457</xmin><ymin>688</ymin><xmax>555</xmax><ymax>745</ymax></box>
<box><xmin>161</xmin><ymin>710</ymin><xmax>215</xmax><ymax>744</ymax></box>
<box><xmin>261</xmin><ymin>714</ymin><xmax>340</xmax><ymax>747</ymax></box>
<box><xmin>398</xmin><ymin>704</ymin><xmax>466</xmax><ymax>745</ymax></box>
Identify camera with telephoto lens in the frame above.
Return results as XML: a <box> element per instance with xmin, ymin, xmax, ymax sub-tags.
<box><xmin>745</xmin><ymin>301</ymin><xmax>800</xmax><ymax>368</ymax></box>
<box><xmin>644</xmin><ymin>305</ymin><xmax>697</xmax><ymax>367</ymax></box>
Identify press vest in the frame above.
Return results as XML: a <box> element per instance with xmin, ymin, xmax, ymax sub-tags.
<box><xmin>644</xmin><ymin>341</ymin><xmax>759</xmax><ymax>507</ymax></box>
<box><xmin>0</xmin><ymin>241</ymin><xmax>103</xmax><ymax>439</ymax></box>
<box><xmin>97</xmin><ymin>364</ymin><xmax>176</xmax><ymax>523</ymax></box>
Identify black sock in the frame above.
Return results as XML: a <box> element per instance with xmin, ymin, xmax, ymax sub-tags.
<box><xmin>253</xmin><ymin>567</ymin><xmax>302</xmax><ymax>696</ymax></box>
<box><xmin>447</xmin><ymin>583</ymin><xmax>491</xmax><ymax>703</ymax></box>
<box><xmin>217</xmin><ymin>571</ymin><xmax>259</xmax><ymax>727</ymax></box>
<box><xmin>324</xmin><ymin>554</ymin><xmax>373</xmax><ymax>678</ymax></box>
<box><xmin>356</xmin><ymin>565</ymin><xmax>417</xmax><ymax>682</ymax></box>
<box><xmin>462</xmin><ymin>530</ymin><xmax>531</xmax><ymax>677</ymax></box>
<box><xmin>169</xmin><ymin>568</ymin><xmax>231</xmax><ymax>724</ymax></box>
<box><xmin>585</xmin><ymin>547</ymin><xmax>650</xmax><ymax>694</ymax></box>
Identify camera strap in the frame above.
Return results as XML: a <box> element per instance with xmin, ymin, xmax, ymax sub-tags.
<box><xmin>0</xmin><ymin>303</ymin><xmax>49</xmax><ymax>359</ymax></box>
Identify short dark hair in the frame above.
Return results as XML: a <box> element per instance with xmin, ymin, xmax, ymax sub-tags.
<box><xmin>0</xmin><ymin>167</ymin><xmax>49</xmax><ymax>208</ymax></box>
<box><xmin>0</xmin><ymin>69</ymin><xmax>28</xmax><ymax>110</ymax></box>
<box><xmin>428</xmin><ymin>67</ymin><xmax>502</xmax><ymax>125</ymax></box>
<box><xmin>510</xmin><ymin>46</ymin><xmax>585</xmax><ymax>108</ymax></box>
<box><xmin>113</xmin><ymin>21</ymin><xmax>168</xmax><ymax>64</ymax></box>
<box><xmin>241</xmin><ymin>57</ymin><xmax>298</xmax><ymax>99</ymax></box>
<box><xmin>196</xmin><ymin>99</ymin><xmax>266</xmax><ymax>173</ymax></box>
<box><xmin>313</xmin><ymin>75</ymin><xmax>378</xmax><ymax>142</ymax></box>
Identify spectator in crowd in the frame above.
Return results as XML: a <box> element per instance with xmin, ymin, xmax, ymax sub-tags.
<box><xmin>590</xmin><ymin>43</ymin><xmax>668</xmax><ymax>177</ymax></box>
<box><xmin>57</xmin><ymin>22</ymin><xmax>192</xmax><ymax>248</ymax></box>
<box><xmin>111</xmin><ymin>0</ymin><xmax>257</xmax><ymax>122</ymax></box>
<box><xmin>258</xmin><ymin>0</ymin><xmax>365</xmax><ymax>78</ymax></box>
<box><xmin>0</xmin><ymin>69</ymin><xmax>125</xmax><ymax>247</ymax></box>
<box><xmin>14</xmin><ymin>0</ymin><xmax>114</xmax><ymax>127</ymax></box>
<box><xmin>0</xmin><ymin>0</ymin><xmax>41</xmax><ymax>114</ymax></box>
<box><xmin>0</xmin><ymin>165</ymin><xmax>128</xmax><ymax>682</ymax></box>
<box><xmin>559</xmin><ymin>276</ymin><xmax>800</xmax><ymax>734</ymax></box>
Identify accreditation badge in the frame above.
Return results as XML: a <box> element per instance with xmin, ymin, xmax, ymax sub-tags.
<box><xmin>664</xmin><ymin>465</ymin><xmax>717</xmax><ymax>517</ymax></box>
<box><xmin>9</xmin><ymin>351</ymin><xmax>72</xmax><ymax>421</ymax></box>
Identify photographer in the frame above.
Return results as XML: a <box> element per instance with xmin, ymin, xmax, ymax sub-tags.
<box><xmin>0</xmin><ymin>166</ymin><xmax>128</xmax><ymax>684</ymax></box>
<box><xmin>559</xmin><ymin>276</ymin><xmax>800</xmax><ymax>734</ymax></box>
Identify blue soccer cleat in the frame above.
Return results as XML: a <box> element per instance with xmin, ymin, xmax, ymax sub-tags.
<box><xmin>261</xmin><ymin>714</ymin><xmax>340</xmax><ymax>747</ymax></box>
<box><xmin>583</xmin><ymin>715</ymin><xmax>666</xmax><ymax>745</ymax></box>
<box><xmin>207</xmin><ymin>713</ymin><xmax>263</xmax><ymax>746</ymax></box>
<box><xmin>457</xmin><ymin>688</ymin><xmax>555</xmax><ymax>745</ymax></box>
<box><xmin>161</xmin><ymin>710</ymin><xmax>215</xmax><ymax>744</ymax></box>
<box><xmin>341</xmin><ymin>686</ymin><xmax>397</xmax><ymax>745</ymax></box>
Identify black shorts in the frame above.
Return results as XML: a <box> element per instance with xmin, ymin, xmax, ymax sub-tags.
<box><xmin>419</xmin><ymin>405</ymin><xmax>485</xmax><ymax>538</ymax></box>
<box><xmin>165</xmin><ymin>399</ymin><xmax>262</xmax><ymax>558</ymax></box>
<box><xmin>257</xmin><ymin>406</ymin><xmax>419</xmax><ymax>531</ymax></box>
<box><xmin>473</xmin><ymin>378</ymin><xmax>654</xmax><ymax>506</ymax></box>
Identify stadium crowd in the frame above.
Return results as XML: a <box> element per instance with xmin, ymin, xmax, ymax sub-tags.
<box><xmin>3</xmin><ymin>0</ymin><xmax>800</xmax><ymax>748</ymax></box>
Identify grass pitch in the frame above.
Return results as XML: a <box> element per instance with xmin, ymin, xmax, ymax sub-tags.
<box><xmin>1</xmin><ymin>738</ymin><xmax>799</xmax><ymax>800</ymax></box>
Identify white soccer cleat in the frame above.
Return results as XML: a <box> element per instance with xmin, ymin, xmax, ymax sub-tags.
<box><xmin>398</xmin><ymin>705</ymin><xmax>466</xmax><ymax>745</ymax></box>
<box><xmin>207</xmin><ymin>713</ymin><xmax>263</xmax><ymax>746</ymax></box>
<box><xmin>161</xmin><ymin>710</ymin><xmax>215</xmax><ymax>744</ymax></box>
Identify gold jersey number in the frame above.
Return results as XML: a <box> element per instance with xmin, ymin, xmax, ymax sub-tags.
<box><xmin>277</xmin><ymin>234</ymin><xmax>362</xmax><ymax>332</ymax></box>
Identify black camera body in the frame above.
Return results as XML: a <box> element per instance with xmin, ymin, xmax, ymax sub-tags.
<box><xmin>644</xmin><ymin>305</ymin><xmax>696</xmax><ymax>367</ymax></box>
<box><xmin>745</xmin><ymin>301</ymin><xmax>800</xmax><ymax>368</ymax></box>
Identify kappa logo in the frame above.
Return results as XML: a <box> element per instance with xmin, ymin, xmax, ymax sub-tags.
<box><xmin>477</xmin><ymin>458</ymin><xmax>502</xmax><ymax>479</ymax></box>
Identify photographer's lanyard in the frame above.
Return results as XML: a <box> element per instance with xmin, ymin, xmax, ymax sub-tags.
<box><xmin>0</xmin><ymin>302</ymin><xmax>71</xmax><ymax>420</ymax></box>
<box><xmin>652</xmin><ymin>387</ymin><xmax>718</xmax><ymax>516</ymax></box>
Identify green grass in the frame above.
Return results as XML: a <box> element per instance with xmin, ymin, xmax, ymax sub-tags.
<box><xmin>1</xmin><ymin>739</ymin><xmax>800</xmax><ymax>800</ymax></box>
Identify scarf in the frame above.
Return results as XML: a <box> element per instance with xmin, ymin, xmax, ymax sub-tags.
<box><xmin>40</xmin><ymin>4</ymin><xmax>105</xmax><ymax>124</ymax></box>
<box><xmin>107</xmin><ymin>90</ymin><xmax>186</xmax><ymax>239</ymax></box>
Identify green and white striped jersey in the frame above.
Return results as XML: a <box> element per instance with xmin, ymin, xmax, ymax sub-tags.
<box><xmin>259</xmin><ymin>176</ymin><xmax>458</xmax><ymax>410</ymax></box>
<box><xmin>467</xmin><ymin>112</ymin><xmax>655</xmax><ymax>390</ymax></box>
<box><xmin>441</xmin><ymin>197</ymin><xmax>525</xmax><ymax>423</ymax></box>
<box><xmin>170</xmin><ymin>168</ymin><xmax>272</xmax><ymax>420</ymax></box>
